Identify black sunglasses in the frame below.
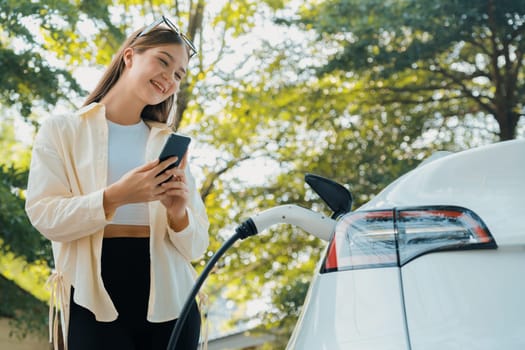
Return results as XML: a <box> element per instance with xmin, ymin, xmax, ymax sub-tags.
<box><xmin>138</xmin><ymin>16</ymin><xmax>197</xmax><ymax>58</ymax></box>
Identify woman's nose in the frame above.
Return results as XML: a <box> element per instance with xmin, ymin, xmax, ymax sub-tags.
<box><xmin>161</xmin><ymin>71</ymin><xmax>171</xmax><ymax>83</ymax></box>
<box><xmin>161</xmin><ymin>73</ymin><xmax>176</xmax><ymax>89</ymax></box>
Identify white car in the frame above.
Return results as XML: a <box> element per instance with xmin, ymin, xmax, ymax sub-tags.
<box><xmin>287</xmin><ymin>139</ymin><xmax>525</xmax><ymax>349</ymax></box>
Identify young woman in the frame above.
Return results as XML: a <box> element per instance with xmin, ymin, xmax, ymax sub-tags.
<box><xmin>25</xmin><ymin>16</ymin><xmax>209</xmax><ymax>350</ymax></box>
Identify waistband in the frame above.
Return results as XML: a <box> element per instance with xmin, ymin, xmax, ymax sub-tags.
<box><xmin>103</xmin><ymin>224</ymin><xmax>150</xmax><ymax>238</ymax></box>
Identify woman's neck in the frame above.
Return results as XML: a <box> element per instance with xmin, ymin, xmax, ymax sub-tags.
<box><xmin>100</xmin><ymin>80</ymin><xmax>145</xmax><ymax>125</ymax></box>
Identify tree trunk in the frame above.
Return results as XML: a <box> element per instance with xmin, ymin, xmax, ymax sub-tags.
<box><xmin>497</xmin><ymin>111</ymin><xmax>519</xmax><ymax>141</ymax></box>
<box><xmin>173</xmin><ymin>0</ymin><xmax>204</xmax><ymax>131</ymax></box>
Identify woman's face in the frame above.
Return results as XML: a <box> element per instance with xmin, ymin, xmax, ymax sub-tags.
<box><xmin>123</xmin><ymin>43</ymin><xmax>189</xmax><ymax>106</ymax></box>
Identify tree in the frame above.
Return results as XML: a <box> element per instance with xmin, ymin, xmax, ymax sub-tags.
<box><xmin>190</xmin><ymin>34</ymin><xmax>444</xmax><ymax>347</ymax></box>
<box><xmin>295</xmin><ymin>0</ymin><xmax>525</xmax><ymax>140</ymax></box>
<box><xmin>2</xmin><ymin>1</ymin><xmax>470</xmax><ymax>346</ymax></box>
<box><xmin>0</xmin><ymin>118</ymin><xmax>52</xmax><ymax>265</ymax></box>
<box><xmin>0</xmin><ymin>1</ymin><xmax>101</xmax><ymax>118</ymax></box>
<box><xmin>2</xmin><ymin>0</ymin><xmax>305</xmax><ymax>343</ymax></box>
<box><xmin>0</xmin><ymin>274</ymin><xmax>48</xmax><ymax>340</ymax></box>
<box><xmin>0</xmin><ymin>117</ymin><xmax>51</xmax><ymax>341</ymax></box>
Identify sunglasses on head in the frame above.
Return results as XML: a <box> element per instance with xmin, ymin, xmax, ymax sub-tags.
<box><xmin>137</xmin><ymin>16</ymin><xmax>197</xmax><ymax>58</ymax></box>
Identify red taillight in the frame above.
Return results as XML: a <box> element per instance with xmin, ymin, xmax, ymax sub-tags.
<box><xmin>324</xmin><ymin>210</ymin><xmax>396</xmax><ymax>271</ymax></box>
<box><xmin>323</xmin><ymin>206</ymin><xmax>496</xmax><ymax>272</ymax></box>
<box><xmin>325</xmin><ymin>236</ymin><xmax>339</xmax><ymax>270</ymax></box>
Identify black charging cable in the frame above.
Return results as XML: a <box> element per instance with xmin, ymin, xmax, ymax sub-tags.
<box><xmin>167</xmin><ymin>218</ymin><xmax>257</xmax><ymax>350</ymax></box>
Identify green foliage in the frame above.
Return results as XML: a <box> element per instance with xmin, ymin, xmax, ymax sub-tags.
<box><xmin>0</xmin><ymin>0</ymin><xmax>86</xmax><ymax>117</ymax></box>
<box><xmin>188</xmin><ymin>1</ymin><xmax>505</xmax><ymax>341</ymax></box>
<box><xmin>0</xmin><ymin>274</ymin><xmax>48</xmax><ymax>340</ymax></box>
<box><xmin>0</xmin><ymin>117</ymin><xmax>52</xmax><ymax>340</ymax></box>
<box><xmin>0</xmin><ymin>120</ymin><xmax>53</xmax><ymax>265</ymax></box>
<box><xmin>0</xmin><ymin>165</ymin><xmax>53</xmax><ymax>265</ymax></box>
<box><xmin>297</xmin><ymin>0</ymin><xmax>525</xmax><ymax>140</ymax></box>
<box><xmin>0</xmin><ymin>251</ymin><xmax>50</xmax><ymax>340</ymax></box>
<box><xmin>263</xmin><ymin>278</ymin><xmax>311</xmax><ymax>347</ymax></box>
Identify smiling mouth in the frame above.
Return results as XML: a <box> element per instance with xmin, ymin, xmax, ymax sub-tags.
<box><xmin>150</xmin><ymin>80</ymin><xmax>166</xmax><ymax>93</ymax></box>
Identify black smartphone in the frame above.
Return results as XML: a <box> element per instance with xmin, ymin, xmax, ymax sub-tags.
<box><xmin>157</xmin><ymin>133</ymin><xmax>191</xmax><ymax>179</ymax></box>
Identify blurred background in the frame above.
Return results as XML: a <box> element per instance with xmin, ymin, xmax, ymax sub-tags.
<box><xmin>1</xmin><ymin>0</ymin><xmax>524</xmax><ymax>349</ymax></box>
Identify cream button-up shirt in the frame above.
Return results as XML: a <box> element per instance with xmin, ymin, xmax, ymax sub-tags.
<box><xmin>25</xmin><ymin>102</ymin><xmax>209</xmax><ymax>349</ymax></box>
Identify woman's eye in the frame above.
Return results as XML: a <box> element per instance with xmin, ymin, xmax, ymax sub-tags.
<box><xmin>159</xmin><ymin>58</ymin><xmax>168</xmax><ymax>66</ymax></box>
<box><xmin>174</xmin><ymin>73</ymin><xmax>182</xmax><ymax>81</ymax></box>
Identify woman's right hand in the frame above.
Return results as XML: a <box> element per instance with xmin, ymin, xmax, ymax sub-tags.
<box><xmin>103</xmin><ymin>157</ymin><xmax>177</xmax><ymax>218</ymax></box>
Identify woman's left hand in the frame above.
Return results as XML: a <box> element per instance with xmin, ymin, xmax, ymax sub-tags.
<box><xmin>160</xmin><ymin>153</ymin><xmax>190</xmax><ymax>231</ymax></box>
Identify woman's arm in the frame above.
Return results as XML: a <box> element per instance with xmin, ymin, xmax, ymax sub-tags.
<box><xmin>166</xmin><ymin>166</ymin><xmax>210</xmax><ymax>261</ymax></box>
<box><xmin>25</xmin><ymin>121</ymin><xmax>112</xmax><ymax>242</ymax></box>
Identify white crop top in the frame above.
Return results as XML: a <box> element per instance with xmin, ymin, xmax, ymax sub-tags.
<box><xmin>107</xmin><ymin>118</ymin><xmax>150</xmax><ymax>225</ymax></box>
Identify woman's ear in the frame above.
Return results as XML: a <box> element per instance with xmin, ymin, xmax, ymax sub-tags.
<box><xmin>123</xmin><ymin>47</ymin><xmax>134</xmax><ymax>68</ymax></box>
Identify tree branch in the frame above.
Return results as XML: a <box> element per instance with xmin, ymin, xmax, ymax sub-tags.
<box><xmin>435</xmin><ymin>65</ymin><xmax>497</xmax><ymax>116</ymax></box>
<box><xmin>487</xmin><ymin>0</ymin><xmax>503</xmax><ymax>102</ymax></box>
<box><xmin>466</xmin><ymin>35</ymin><xmax>491</xmax><ymax>56</ymax></box>
<box><xmin>503</xmin><ymin>38</ymin><xmax>513</xmax><ymax>97</ymax></box>
<box><xmin>174</xmin><ymin>0</ymin><xmax>205</xmax><ymax>130</ymax></box>
<box><xmin>200</xmin><ymin>155</ymin><xmax>252</xmax><ymax>200</ymax></box>
<box><xmin>513</xmin><ymin>49</ymin><xmax>524</xmax><ymax>84</ymax></box>
<box><xmin>377</xmin><ymin>95</ymin><xmax>466</xmax><ymax>105</ymax></box>
<box><xmin>505</xmin><ymin>22</ymin><xmax>525</xmax><ymax>45</ymax></box>
<box><xmin>370</xmin><ymin>84</ymin><xmax>452</xmax><ymax>93</ymax></box>
<box><xmin>509</xmin><ymin>49</ymin><xmax>524</xmax><ymax>103</ymax></box>
<box><xmin>207</xmin><ymin>23</ymin><xmax>229</xmax><ymax>71</ymax></box>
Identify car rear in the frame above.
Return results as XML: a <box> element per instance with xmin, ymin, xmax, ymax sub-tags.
<box><xmin>287</xmin><ymin>139</ymin><xmax>525</xmax><ymax>349</ymax></box>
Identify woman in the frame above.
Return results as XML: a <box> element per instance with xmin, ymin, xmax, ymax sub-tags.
<box><xmin>25</xmin><ymin>16</ymin><xmax>209</xmax><ymax>350</ymax></box>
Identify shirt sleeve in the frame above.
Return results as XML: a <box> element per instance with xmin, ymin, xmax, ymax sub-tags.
<box><xmin>167</xmin><ymin>165</ymin><xmax>210</xmax><ymax>261</ymax></box>
<box><xmin>25</xmin><ymin>118</ymin><xmax>112</xmax><ymax>242</ymax></box>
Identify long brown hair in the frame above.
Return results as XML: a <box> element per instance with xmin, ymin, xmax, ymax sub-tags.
<box><xmin>83</xmin><ymin>27</ymin><xmax>190</xmax><ymax>124</ymax></box>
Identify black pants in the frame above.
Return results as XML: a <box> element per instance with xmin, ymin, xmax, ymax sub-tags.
<box><xmin>68</xmin><ymin>238</ymin><xmax>200</xmax><ymax>350</ymax></box>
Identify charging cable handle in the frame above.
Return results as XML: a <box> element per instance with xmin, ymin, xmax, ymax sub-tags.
<box><xmin>167</xmin><ymin>205</ymin><xmax>336</xmax><ymax>349</ymax></box>
<box><xmin>239</xmin><ymin>204</ymin><xmax>335</xmax><ymax>241</ymax></box>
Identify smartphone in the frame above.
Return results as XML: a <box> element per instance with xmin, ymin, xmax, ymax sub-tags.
<box><xmin>157</xmin><ymin>133</ymin><xmax>191</xmax><ymax>179</ymax></box>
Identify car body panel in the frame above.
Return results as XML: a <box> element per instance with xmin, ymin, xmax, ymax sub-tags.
<box><xmin>286</xmin><ymin>268</ymin><xmax>409</xmax><ymax>350</ymax></box>
<box><xmin>402</xmin><ymin>248</ymin><xmax>525</xmax><ymax>349</ymax></box>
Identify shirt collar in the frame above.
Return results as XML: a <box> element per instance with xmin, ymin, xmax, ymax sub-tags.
<box><xmin>77</xmin><ymin>102</ymin><xmax>172</xmax><ymax>134</ymax></box>
<box><xmin>76</xmin><ymin>102</ymin><xmax>105</xmax><ymax>118</ymax></box>
<box><xmin>144</xmin><ymin>119</ymin><xmax>172</xmax><ymax>132</ymax></box>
